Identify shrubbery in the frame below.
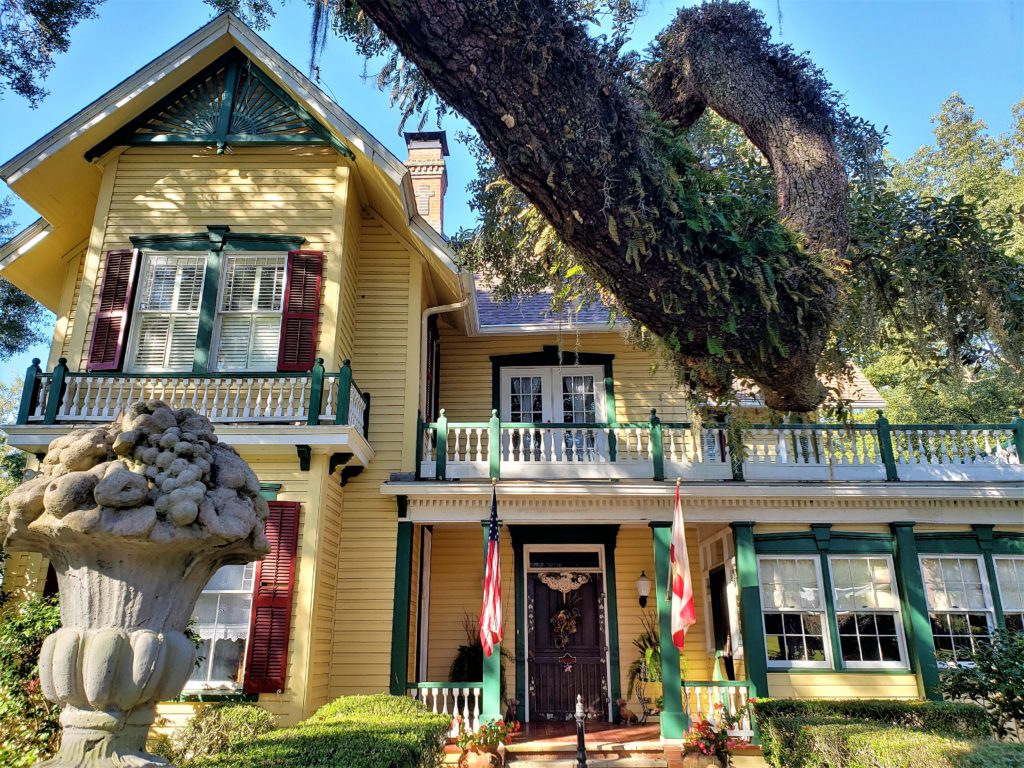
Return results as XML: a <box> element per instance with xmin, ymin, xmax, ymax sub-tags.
<box><xmin>153</xmin><ymin>702</ymin><xmax>277</xmax><ymax>764</ymax></box>
<box><xmin>940</xmin><ymin>628</ymin><xmax>1024</xmax><ymax>740</ymax></box>
<box><xmin>187</xmin><ymin>693</ymin><xmax>451</xmax><ymax>768</ymax></box>
<box><xmin>753</xmin><ymin>697</ymin><xmax>1024</xmax><ymax>768</ymax></box>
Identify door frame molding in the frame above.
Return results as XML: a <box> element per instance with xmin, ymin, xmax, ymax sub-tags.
<box><xmin>510</xmin><ymin>525</ymin><xmax>621</xmax><ymax>723</ymax></box>
<box><xmin>490</xmin><ymin>347</ymin><xmax>615</xmax><ymax>421</ymax></box>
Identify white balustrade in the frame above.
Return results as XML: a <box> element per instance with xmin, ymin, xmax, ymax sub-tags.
<box><xmin>743</xmin><ymin>425</ymin><xmax>886</xmax><ymax>481</ymax></box>
<box><xmin>348</xmin><ymin>385</ymin><xmax>368</xmax><ymax>436</ymax></box>
<box><xmin>683</xmin><ymin>683</ymin><xmax>754</xmax><ymax>740</ymax></box>
<box><xmin>408</xmin><ymin>685</ymin><xmax>482</xmax><ymax>738</ymax></box>
<box><xmin>890</xmin><ymin>426</ymin><xmax>1019</xmax><ymax>481</ymax></box>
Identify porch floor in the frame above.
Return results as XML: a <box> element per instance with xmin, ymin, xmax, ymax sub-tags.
<box><xmin>512</xmin><ymin>721</ymin><xmax>662</xmax><ymax>748</ymax></box>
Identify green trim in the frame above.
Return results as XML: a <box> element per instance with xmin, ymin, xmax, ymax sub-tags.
<box><xmin>731</xmin><ymin>522</ymin><xmax>767</xmax><ymax>741</ymax></box>
<box><xmin>435</xmin><ymin>410</ymin><xmax>448</xmax><ymax>480</ymax></box>
<box><xmin>481</xmin><ymin>521</ymin><xmax>503</xmax><ymax>721</ymax></box>
<box><xmin>414</xmin><ymin>526</ymin><xmax>427</xmax><ymax>688</ymax></box>
<box><xmin>651</xmin><ymin>410</ymin><xmax>664</xmax><ymax>482</ymax></box>
<box><xmin>42</xmin><ymin>358</ymin><xmax>68</xmax><ymax>425</ymax></box>
<box><xmin>307</xmin><ymin>359</ymin><xmax>326</xmax><ymax>426</ymax></box>
<box><xmin>891</xmin><ymin>523</ymin><xmax>941</xmax><ymax>700</ymax></box>
<box><xmin>172</xmin><ymin>690</ymin><xmax>258</xmax><ymax>703</ymax></box>
<box><xmin>130</xmin><ymin>229</ymin><xmax>305</xmax><ymax>252</ymax></box>
<box><xmin>16</xmin><ymin>359</ymin><xmax>42</xmax><ymax>425</ymax></box>
<box><xmin>407</xmin><ymin>681</ymin><xmax>484</xmax><ymax>689</ymax></box>
<box><xmin>753</xmin><ymin>530</ymin><xmax>894</xmax><ymax>555</ymax></box>
<box><xmin>513</xmin><ymin>535</ymin><xmax>527</xmax><ymax>723</ymax></box>
<box><xmin>603</xmin><ymin>529</ymin><xmax>622</xmax><ymax>722</ymax></box>
<box><xmin>489</xmin><ymin>346</ymin><xmax>615</xmax><ymax>414</ymax></box>
<box><xmin>390</xmin><ymin>520</ymin><xmax>414</xmax><ymax>695</ymax></box>
<box><xmin>650</xmin><ymin>522</ymin><xmax>686</xmax><ymax>739</ymax></box>
<box><xmin>259</xmin><ymin>483</ymin><xmax>281</xmax><ymax>501</ymax></box>
<box><xmin>488</xmin><ymin>410</ymin><xmax>501</xmax><ymax>480</ymax></box>
<box><xmin>812</xmin><ymin>527</ymin><xmax>845</xmax><ymax>672</ymax></box>
<box><xmin>194</xmin><ymin>245</ymin><xmax>223</xmax><ymax>374</ymax></box>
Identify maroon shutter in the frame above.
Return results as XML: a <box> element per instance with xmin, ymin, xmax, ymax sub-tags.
<box><xmin>277</xmin><ymin>250</ymin><xmax>323</xmax><ymax>372</ymax></box>
<box><xmin>86</xmin><ymin>249</ymin><xmax>140</xmax><ymax>371</ymax></box>
<box><xmin>243</xmin><ymin>501</ymin><xmax>300</xmax><ymax>694</ymax></box>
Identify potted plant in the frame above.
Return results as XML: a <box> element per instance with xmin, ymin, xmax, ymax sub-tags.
<box><xmin>626</xmin><ymin>613</ymin><xmax>662</xmax><ymax>719</ymax></box>
<box><xmin>682</xmin><ymin>704</ymin><xmax>748</xmax><ymax>767</ymax></box>
<box><xmin>456</xmin><ymin>717</ymin><xmax>520</xmax><ymax>767</ymax></box>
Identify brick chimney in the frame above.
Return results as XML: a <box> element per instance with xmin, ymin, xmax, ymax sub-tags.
<box><xmin>404</xmin><ymin>131</ymin><xmax>449</xmax><ymax>235</ymax></box>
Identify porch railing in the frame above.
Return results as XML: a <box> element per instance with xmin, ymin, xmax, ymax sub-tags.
<box><xmin>418</xmin><ymin>410</ymin><xmax>1024</xmax><ymax>483</ymax></box>
<box><xmin>407</xmin><ymin>682</ymin><xmax>482</xmax><ymax>737</ymax></box>
<box><xmin>16</xmin><ymin>357</ymin><xmax>370</xmax><ymax>436</ymax></box>
<box><xmin>683</xmin><ymin>680</ymin><xmax>754</xmax><ymax>739</ymax></box>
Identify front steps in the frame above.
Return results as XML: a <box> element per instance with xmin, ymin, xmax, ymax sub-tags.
<box><xmin>506</xmin><ymin>740</ymin><xmax>667</xmax><ymax>766</ymax></box>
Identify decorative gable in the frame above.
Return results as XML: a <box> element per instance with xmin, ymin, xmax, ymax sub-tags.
<box><xmin>87</xmin><ymin>51</ymin><xmax>353</xmax><ymax>159</ymax></box>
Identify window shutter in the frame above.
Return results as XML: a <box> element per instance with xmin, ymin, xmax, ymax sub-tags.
<box><xmin>244</xmin><ymin>500</ymin><xmax>300</xmax><ymax>694</ymax></box>
<box><xmin>277</xmin><ymin>251</ymin><xmax>323</xmax><ymax>372</ymax></box>
<box><xmin>87</xmin><ymin>249</ymin><xmax>140</xmax><ymax>371</ymax></box>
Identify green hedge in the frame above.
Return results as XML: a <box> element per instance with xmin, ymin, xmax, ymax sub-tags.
<box><xmin>186</xmin><ymin>694</ymin><xmax>451</xmax><ymax>768</ymax></box>
<box><xmin>752</xmin><ymin>698</ymin><xmax>991</xmax><ymax>739</ymax></box>
<box><xmin>752</xmin><ymin>698</ymin><xmax>1023</xmax><ymax>768</ymax></box>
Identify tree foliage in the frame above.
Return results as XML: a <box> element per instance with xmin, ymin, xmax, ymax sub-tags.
<box><xmin>940</xmin><ymin>628</ymin><xmax>1024</xmax><ymax>742</ymax></box>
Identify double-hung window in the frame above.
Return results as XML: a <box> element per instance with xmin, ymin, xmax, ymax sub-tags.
<box><xmin>830</xmin><ymin>556</ymin><xmax>908</xmax><ymax>668</ymax></box>
<box><xmin>128</xmin><ymin>253</ymin><xmax>205</xmax><ymax>371</ymax></box>
<box><xmin>213</xmin><ymin>254</ymin><xmax>287</xmax><ymax>371</ymax></box>
<box><xmin>187</xmin><ymin>563</ymin><xmax>256</xmax><ymax>690</ymax></box>
<box><xmin>920</xmin><ymin>555</ymin><xmax>994</xmax><ymax>662</ymax></box>
<box><xmin>994</xmin><ymin>556</ymin><xmax>1024</xmax><ymax>632</ymax></box>
<box><xmin>758</xmin><ymin>556</ymin><xmax>830</xmax><ymax>668</ymax></box>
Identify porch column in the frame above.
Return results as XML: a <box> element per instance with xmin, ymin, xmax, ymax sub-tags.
<box><xmin>730</xmin><ymin>523</ymin><xmax>768</xmax><ymax>701</ymax></box>
<box><xmin>891</xmin><ymin>522</ymin><xmax>941</xmax><ymax>700</ymax></box>
<box><xmin>389</xmin><ymin>519</ymin><xmax>414</xmax><ymax>695</ymax></box>
<box><xmin>650</xmin><ymin>522</ymin><xmax>686</xmax><ymax>740</ymax></box>
<box><xmin>481</xmin><ymin>520</ymin><xmax>503</xmax><ymax>721</ymax></box>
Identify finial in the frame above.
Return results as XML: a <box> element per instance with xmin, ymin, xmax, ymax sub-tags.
<box><xmin>676</xmin><ymin>477</ymin><xmax>681</xmax><ymax>487</ymax></box>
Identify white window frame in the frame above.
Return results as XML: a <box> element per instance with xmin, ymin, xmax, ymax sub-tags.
<box><xmin>210</xmin><ymin>251</ymin><xmax>288</xmax><ymax>373</ymax></box>
<box><xmin>757</xmin><ymin>555</ymin><xmax>832</xmax><ymax>670</ymax></box>
<box><xmin>828</xmin><ymin>554</ymin><xmax>910</xmax><ymax>670</ymax></box>
<box><xmin>993</xmin><ymin>555</ymin><xmax>1024</xmax><ymax>631</ymax></box>
<box><xmin>919</xmin><ymin>554</ymin><xmax>995</xmax><ymax>663</ymax></box>
<box><xmin>185</xmin><ymin>563</ymin><xmax>256</xmax><ymax>691</ymax></box>
<box><xmin>499</xmin><ymin>365</ymin><xmax>608</xmax><ymax>423</ymax></box>
<box><xmin>125</xmin><ymin>251</ymin><xmax>206</xmax><ymax>373</ymax></box>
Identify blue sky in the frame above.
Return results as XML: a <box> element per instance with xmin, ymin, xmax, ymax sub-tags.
<box><xmin>1</xmin><ymin>0</ymin><xmax>1022</xmax><ymax>381</ymax></box>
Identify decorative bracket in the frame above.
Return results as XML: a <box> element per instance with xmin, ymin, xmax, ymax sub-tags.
<box><xmin>296</xmin><ymin>445</ymin><xmax>311</xmax><ymax>471</ymax></box>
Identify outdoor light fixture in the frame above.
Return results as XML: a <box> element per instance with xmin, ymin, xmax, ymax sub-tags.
<box><xmin>636</xmin><ymin>570</ymin><xmax>651</xmax><ymax>608</ymax></box>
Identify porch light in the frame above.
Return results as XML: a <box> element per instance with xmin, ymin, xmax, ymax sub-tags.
<box><xmin>636</xmin><ymin>571</ymin><xmax>651</xmax><ymax>608</ymax></box>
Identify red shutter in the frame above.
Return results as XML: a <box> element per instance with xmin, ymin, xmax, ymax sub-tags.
<box><xmin>86</xmin><ymin>249</ymin><xmax>140</xmax><ymax>371</ymax></box>
<box><xmin>277</xmin><ymin>250</ymin><xmax>323</xmax><ymax>372</ymax></box>
<box><xmin>243</xmin><ymin>501</ymin><xmax>300</xmax><ymax>694</ymax></box>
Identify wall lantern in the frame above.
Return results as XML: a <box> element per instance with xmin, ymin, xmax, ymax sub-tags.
<box><xmin>636</xmin><ymin>570</ymin><xmax>652</xmax><ymax>608</ymax></box>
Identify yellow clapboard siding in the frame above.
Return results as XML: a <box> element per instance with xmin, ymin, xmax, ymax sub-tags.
<box><xmin>52</xmin><ymin>248</ymin><xmax>86</xmax><ymax>366</ymax></box>
<box><xmin>766</xmin><ymin>672</ymin><xmax>920</xmax><ymax>699</ymax></box>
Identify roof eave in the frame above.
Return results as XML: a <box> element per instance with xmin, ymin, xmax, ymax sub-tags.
<box><xmin>0</xmin><ymin>218</ymin><xmax>52</xmax><ymax>268</ymax></box>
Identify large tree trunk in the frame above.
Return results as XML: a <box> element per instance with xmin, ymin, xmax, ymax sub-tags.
<box><xmin>354</xmin><ymin>0</ymin><xmax>848</xmax><ymax>411</ymax></box>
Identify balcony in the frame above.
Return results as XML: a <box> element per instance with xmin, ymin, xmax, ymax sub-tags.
<box><xmin>8</xmin><ymin>357</ymin><xmax>373</xmax><ymax>472</ymax></box>
<box><xmin>419</xmin><ymin>410</ymin><xmax>1024</xmax><ymax>484</ymax></box>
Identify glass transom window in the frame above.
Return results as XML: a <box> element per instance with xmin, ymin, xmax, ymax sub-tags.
<box><xmin>921</xmin><ymin>556</ymin><xmax>993</xmax><ymax>662</ymax></box>
<box><xmin>830</xmin><ymin>556</ymin><xmax>908</xmax><ymax>668</ymax></box>
<box><xmin>213</xmin><ymin>254</ymin><xmax>287</xmax><ymax>371</ymax></box>
<box><xmin>758</xmin><ymin>556</ymin><xmax>830</xmax><ymax>668</ymax></box>
<box><xmin>995</xmin><ymin>557</ymin><xmax>1024</xmax><ymax>632</ymax></box>
<box><xmin>129</xmin><ymin>253</ymin><xmax>206</xmax><ymax>371</ymax></box>
<box><xmin>187</xmin><ymin>563</ymin><xmax>255</xmax><ymax>690</ymax></box>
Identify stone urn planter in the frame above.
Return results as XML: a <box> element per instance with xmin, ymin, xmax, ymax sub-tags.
<box><xmin>0</xmin><ymin>401</ymin><xmax>269</xmax><ymax>767</ymax></box>
<box><xmin>459</xmin><ymin>746</ymin><xmax>504</xmax><ymax>768</ymax></box>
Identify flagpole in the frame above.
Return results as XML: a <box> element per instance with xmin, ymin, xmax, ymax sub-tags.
<box><xmin>481</xmin><ymin>477</ymin><xmax>503</xmax><ymax>721</ymax></box>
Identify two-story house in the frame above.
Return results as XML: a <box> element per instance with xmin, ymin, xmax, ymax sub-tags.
<box><xmin>2</xmin><ymin>13</ymin><xmax>1023</xmax><ymax>758</ymax></box>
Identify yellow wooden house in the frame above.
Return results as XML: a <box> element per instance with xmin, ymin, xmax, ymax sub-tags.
<box><xmin>2</xmin><ymin>12</ymin><xmax>1024</xmax><ymax>752</ymax></box>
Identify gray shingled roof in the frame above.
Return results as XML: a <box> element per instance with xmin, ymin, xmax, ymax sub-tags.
<box><xmin>475</xmin><ymin>285</ymin><xmax>613</xmax><ymax>327</ymax></box>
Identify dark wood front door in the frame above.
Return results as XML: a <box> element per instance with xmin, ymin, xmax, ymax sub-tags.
<box><xmin>527</xmin><ymin>571</ymin><xmax>609</xmax><ymax>721</ymax></box>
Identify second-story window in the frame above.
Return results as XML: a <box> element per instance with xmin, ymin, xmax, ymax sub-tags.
<box><xmin>213</xmin><ymin>254</ymin><xmax>287</xmax><ymax>371</ymax></box>
<box><xmin>920</xmin><ymin>555</ymin><xmax>994</xmax><ymax>662</ymax></box>
<box><xmin>129</xmin><ymin>253</ymin><xmax>206</xmax><ymax>372</ymax></box>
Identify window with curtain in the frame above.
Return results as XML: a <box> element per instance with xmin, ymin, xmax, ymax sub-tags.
<box><xmin>213</xmin><ymin>253</ymin><xmax>287</xmax><ymax>371</ymax></box>
<box><xmin>128</xmin><ymin>253</ymin><xmax>206</xmax><ymax>371</ymax></box>
<box><xmin>920</xmin><ymin>555</ymin><xmax>994</xmax><ymax>662</ymax></box>
<box><xmin>758</xmin><ymin>556</ymin><xmax>830</xmax><ymax>668</ymax></box>
<box><xmin>995</xmin><ymin>556</ymin><xmax>1024</xmax><ymax>632</ymax></box>
<box><xmin>830</xmin><ymin>556</ymin><xmax>908</xmax><ymax>668</ymax></box>
<box><xmin>187</xmin><ymin>563</ymin><xmax>255</xmax><ymax>690</ymax></box>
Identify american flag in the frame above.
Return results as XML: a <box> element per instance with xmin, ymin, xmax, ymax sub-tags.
<box><xmin>669</xmin><ymin>482</ymin><xmax>696</xmax><ymax>650</ymax></box>
<box><xmin>480</xmin><ymin>484</ymin><xmax>503</xmax><ymax>657</ymax></box>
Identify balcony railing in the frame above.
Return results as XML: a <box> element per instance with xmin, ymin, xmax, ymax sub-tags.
<box><xmin>16</xmin><ymin>357</ymin><xmax>370</xmax><ymax>435</ymax></box>
<box><xmin>419</xmin><ymin>410</ymin><xmax>1024</xmax><ymax>483</ymax></box>
<box><xmin>683</xmin><ymin>680</ymin><xmax>755</xmax><ymax>739</ymax></box>
<box><xmin>407</xmin><ymin>682</ymin><xmax>482</xmax><ymax>737</ymax></box>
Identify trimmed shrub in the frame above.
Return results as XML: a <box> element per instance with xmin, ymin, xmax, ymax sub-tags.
<box><xmin>158</xmin><ymin>702</ymin><xmax>276</xmax><ymax>763</ymax></box>
<box><xmin>940</xmin><ymin>628</ymin><xmax>1024</xmax><ymax>740</ymax></box>
<box><xmin>187</xmin><ymin>693</ymin><xmax>452</xmax><ymax>768</ymax></box>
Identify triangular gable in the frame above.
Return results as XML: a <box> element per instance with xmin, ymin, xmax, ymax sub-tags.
<box><xmin>86</xmin><ymin>50</ymin><xmax>353</xmax><ymax>159</ymax></box>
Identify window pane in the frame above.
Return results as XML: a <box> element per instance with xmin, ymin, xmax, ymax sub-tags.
<box><xmin>996</xmin><ymin>558</ymin><xmax>1024</xmax><ymax>612</ymax></box>
<box><xmin>210</xmin><ymin>638</ymin><xmax>246</xmax><ymax>683</ymax></box>
<box><xmin>222</xmin><ymin>256</ymin><xmax>285</xmax><ymax>312</ymax></box>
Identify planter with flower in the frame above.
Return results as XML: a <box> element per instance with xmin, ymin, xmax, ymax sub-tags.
<box><xmin>682</xmin><ymin>703</ymin><xmax>748</xmax><ymax>768</ymax></box>
<box><xmin>456</xmin><ymin>717</ymin><xmax>520</xmax><ymax>767</ymax></box>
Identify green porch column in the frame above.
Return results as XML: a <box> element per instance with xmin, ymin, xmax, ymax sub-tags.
<box><xmin>389</xmin><ymin>519</ymin><xmax>414</xmax><ymax>695</ymax></box>
<box><xmin>650</xmin><ymin>522</ymin><xmax>686</xmax><ymax>739</ymax></box>
<box><xmin>891</xmin><ymin>522</ymin><xmax>941</xmax><ymax>700</ymax></box>
<box><xmin>730</xmin><ymin>523</ymin><xmax>768</xmax><ymax>700</ymax></box>
<box><xmin>481</xmin><ymin>520</ymin><xmax>503</xmax><ymax>721</ymax></box>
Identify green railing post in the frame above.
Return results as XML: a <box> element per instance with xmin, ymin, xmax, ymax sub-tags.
<box><xmin>43</xmin><ymin>357</ymin><xmax>69</xmax><ymax>425</ymax></box>
<box><xmin>307</xmin><ymin>358</ymin><xmax>325</xmax><ymax>426</ymax></box>
<box><xmin>1012</xmin><ymin>410</ymin><xmax>1024</xmax><ymax>463</ymax></box>
<box><xmin>876</xmin><ymin>410</ymin><xmax>899</xmax><ymax>481</ymax></box>
<box><xmin>16</xmin><ymin>358</ymin><xmax>43</xmax><ymax>425</ymax></box>
<box><xmin>435</xmin><ymin>409</ymin><xmax>448</xmax><ymax>480</ymax></box>
<box><xmin>488</xmin><ymin>409</ymin><xmax>501</xmax><ymax>480</ymax></box>
<box><xmin>650</xmin><ymin>408</ymin><xmax>664</xmax><ymax>481</ymax></box>
<box><xmin>335</xmin><ymin>359</ymin><xmax>352</xmax><ymax>426</ymax></box>
<box><xmin>726</xmin><ymin>414</ymin><xmax>744</xmax><ymax>481</ymax></box>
